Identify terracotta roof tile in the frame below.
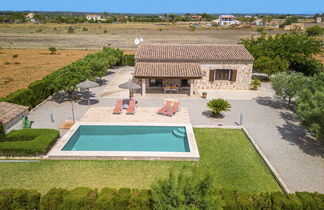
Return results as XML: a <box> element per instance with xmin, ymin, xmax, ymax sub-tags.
<box><xmin>135</xmin><ymin>44</ymin><xmax>254</xmax><ymax>63</ymax></box>
<box><xmin>0</xmin><ymin>102</ymin><xmax>29</xmax><ymax>125</ymax></box>
<box><xmin>134</xmin><ymin>62</ymin><xmax>202</xmax><ymax>78</ymax></box>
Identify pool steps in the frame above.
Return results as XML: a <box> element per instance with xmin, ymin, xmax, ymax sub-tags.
<box><xmin>172</xmin><ymin>128</ymin><xmax>186</xmax><ymax>138</ymax></box>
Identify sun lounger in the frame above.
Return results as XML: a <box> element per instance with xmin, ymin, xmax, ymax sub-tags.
<box><xmin>113</xmin><ymin>100</ymin><xmax>123</xmax><ymax>114</ymax></box>
<box><xmin>127</xmin><ymin>100</ymin><xmax>136</xmax><ymax>114</ymax></box>
<box><xmin>157</xmin><ymin>101</ymin><xmax>172</xmax><ymax>115</ymax></box>
<box><xmin>165</xmin><ymin>102</ymin><xmax>180</xmax><ymax>117</ymax></box>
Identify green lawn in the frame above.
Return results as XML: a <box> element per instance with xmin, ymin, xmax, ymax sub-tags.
<box><xmin>0</xmin><ymin>128</ymin><xmax>281</xmax><ymax>193</ymax></box>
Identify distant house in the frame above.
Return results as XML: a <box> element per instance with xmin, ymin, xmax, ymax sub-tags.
<box><xmin>315</xmin><ymin>17</ymin><xmax>322</xmax><ymax>23</ymax></box>
<box><xmin>252</xmin><ymin>18</ymin><xmax>264</xmax><ymax>26</ymax></box>
<box><xmin>134</xmin><ymin>44</ymin><xmax>254</xmax><ymax>96</ymax></box>
<box><xmin>25</xmin><ymin>12</ymin><xmax>35</xmax><ymax>19</ymax></box>
<box><xmin>86</xmin><ymin>14</ymin><xmax>103</xmax><ymax>21</ymax></box>
<box><xmin>212</xmin><ymin>15</ymin><xmax>240</xmax><ymax>26</ymax></box>
<box><xmin>192</xmin><ymin>15</ymin><xmax>203</xmax><ymax>20</ymax></box>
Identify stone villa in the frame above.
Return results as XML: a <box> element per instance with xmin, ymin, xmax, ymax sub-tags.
<box><xmin>134</xmin><ymin>44</ymin><xmax>254</xmax><ymax>96</ymax></box>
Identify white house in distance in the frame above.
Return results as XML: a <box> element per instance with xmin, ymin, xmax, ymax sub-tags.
<box><xmin>212</xmin><ymin>15</ymin><xmax>240</xmax><ymax>26</ymax></box>
<box><xmin>86</xmin><ymin>14</ymin><xmax>104</xmax><ymax>21</ymax></box>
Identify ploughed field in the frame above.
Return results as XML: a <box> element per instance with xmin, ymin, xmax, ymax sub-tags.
<box><xmin>0</xmin><ymin>48</ymin><xmax>98</xmax><ymax>97</ymax></box>
<box><xmin>0</xmin><ymin>128</ymin><xmax>281</xmax><ymax>194</ymax></box>
<box><xmin>0</xmin><ymin>23</ymin><xmax>282</xmax><ymax>50</ymax></box>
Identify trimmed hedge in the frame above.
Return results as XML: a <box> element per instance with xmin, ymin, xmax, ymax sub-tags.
<box><xmin>0</xmin><ymin>188</ymin><xmax>323</xmax><ymax>210</ymax></box>
<box><xmin>0</xmin><ymin>124</ymin><xmax>5</xmax><ymax>140</ymax></box>
<box><xmin>122</xmin><ymin>55</ymin><xmax>135</xmax><ymax>66</ymax></box>
<box><xmin>0</xmin><ymin>129</ymin><xmax>59</xmax><ymax>156</ymax></box>
<box><xmin>0</xmin><ymin>189</ymin><xmax>40</xmax><ymax>210</ymax></box>
<box><xmin>0</xmin><ymin>88</ymin><xmax>34</xmax><ymax>108</ymax></box>
<box><xmin>0</xmin><ymin>47</ymin><xmax>124</xmax><ymax>109</ymax></box>
<box><xmin>28</xmin><ymin>79</ymin><xmax>54</xmax><ymax>106</ymax></box>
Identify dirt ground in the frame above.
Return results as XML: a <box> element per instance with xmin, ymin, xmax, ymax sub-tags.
<box><xmin>0</xmin><ymin>49</ymin><xmax>98</xmax><ymax>97</ymax></box>
<box><xmin>0</xmin><ymin>23</ymin><xmax>283</xmax><ymax>50</ymax></box>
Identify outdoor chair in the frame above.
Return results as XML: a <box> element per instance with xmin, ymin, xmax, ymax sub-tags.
<box><xmin>157</xmin><ymin>100</ymin><xmax>172</xmax><ymax>115</ymax></box>
<box><xmin>113</xmin><ymin>100</ymin><xmax>123</xmax><ymax>114</ymax></box>
<box><xmin>170</xmin><ymin>86</ymin><xmax>178</xmax><ymax>93</ymax></box>
<box><xmin>165</xmin><ymin>102</ymin><xmax>180</xmax><ymax>117</ymax></box>
<box><xmin>126</xmin><ymin>100</ymin><xmax>136</xmax><ymax>115</ymax></box>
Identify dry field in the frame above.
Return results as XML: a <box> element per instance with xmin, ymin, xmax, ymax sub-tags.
<box><xmin>0</xmin><ymin>23</ymin><xmax>282</xmax><ymax>50</ymax></box>
<box><xmin>0</xmin><ymin>49</ymin><xmax>98</xmax><ymax>97</ymax></box>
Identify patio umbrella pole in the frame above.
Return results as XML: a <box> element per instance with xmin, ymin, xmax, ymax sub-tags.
<box><xmin>87</xmin><ymin>88</ymin><xmax>90</xmax><ymax>107</ymax></box>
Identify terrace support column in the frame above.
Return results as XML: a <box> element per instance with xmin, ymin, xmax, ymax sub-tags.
<box><xmin>141</xmin><ymin>79</ymin><xmax>146</xmax><ymax>96</ymax></box>
<box><xmin>189</xmin><ymin>79</ymin><xmax>194</xmax><ymax>97</ymax></box>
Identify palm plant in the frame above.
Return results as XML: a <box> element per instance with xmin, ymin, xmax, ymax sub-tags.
<box><xmin>207</xmin><ymin>99</ymin><xmax>231</xmax><ymax>116</ymax></box>
<box><xmin>251</xmin><ymin>79</ymin><xmax>261</xmax><ymax>90</ymax></box>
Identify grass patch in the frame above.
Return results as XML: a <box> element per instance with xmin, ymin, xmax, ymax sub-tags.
<box><xmin>0</xmin><ymin>128</ymin><xmax>280</xmax><ymax>193</ymax></box>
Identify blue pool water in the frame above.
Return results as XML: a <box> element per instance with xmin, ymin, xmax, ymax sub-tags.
<box><xmin>62</xmin><ymin>125</ymin><xmax>190</xmax><ymax>152</ymax></box>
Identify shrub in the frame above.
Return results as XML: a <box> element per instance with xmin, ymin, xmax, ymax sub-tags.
<box><xmin>128</xmin><ymin>189</ymin><xmax>152</xmax><ymax>210</ymax></box>
<box><xmin>48</xmin><ymin>47</ymin><xmax>57</xmax><ymax>54</ymax></box>
<box><xmin>122</xmin><ymin>55</ymin><xmax>135</xmax><ymax>66</ymax></box>
<box><xmin>151</xmin><ymin>170</ymin><xmax>224</xmax><ymax>209</ymax></box>
<box><xmin>297</xmin><ymin>73</ymin><xmax>324</xmax><ymax>141</ymax></box>
<box><xmin>207</xmin><ymin>99</ymin><xmax>231</xmax><ymax>116</ymax></box>
<box><xmin>0</xmin><ymin>124</ymin><xmax>5</xmax><ymax>140</ymax></box>
<box><xmin>41</xmin><ymin>188</ymin><xmax>67</xmax><ymax>210</ymax></box>
<box><xmin>0</xmin><ymin>129</ymin><xmax>59</xmax><ymax>156</ymax></box>
<box><xmin>67</xmin><ymin>26</ymin><xmax>74</xmax><ymax>33</ymax></box>
<box><xmin>0</xmin><ymin>189</ymin><xmax>40</xmax><ymax>210</ymax></box>
<box><xmin>96</xmin><ymin>188</ymin><xmax>116</xmax><ymax>209</ymax></box>
<box><xmin>103</xmin><ymin>29</ymin><xmax>108</xmax><ymax>33</ymax></box>
<box><xmin>28</xmin><ymin>79</ymin><xmax>54</xmax><ymax>105</ymax></box>
<box><xmin>306</xmin><ymin>25</ymin><xmax>324</xmax><ymax>36</ymax></box>
<box><xmin>271</xmin><ymin>72</ymin><xmax>307</xmax><ymax>106</ymax></box>
<box><xmin>1</xmin><ymin>88</ymin><xmax>34</xmax><ymax>108</ymax></box>
<box><xmin>62</xmin><ymin>187</ymin><xmax>97</xmax><ymax>210</ymax></box>
<box><xmin>82</xmin><ymin>27</ymin><xmax>88</xmax><ymax>31</ymax></box>
<box><xmin>12</xmin><ymin>54</ymin><xmax>18</xmax><ymax>58</ymax></box>
<box><xmin>251</xmin><ymin>79</ymin><xmax>261</xmax><ymax>90</ymax></box>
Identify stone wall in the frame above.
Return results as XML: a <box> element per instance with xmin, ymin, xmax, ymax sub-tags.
<box><xmin>194</xmin><ymin>63</ymin><xmax>253</xmax><ymax>90</ymax></box>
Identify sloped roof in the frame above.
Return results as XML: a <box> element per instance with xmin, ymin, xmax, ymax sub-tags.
<box><xmin>0</xmin><ymin>102</ymin><xmax>29</xmax><ymax>125</ymax></box>
<box><xmin>135</xmin><ymin>44</ymin><xmax>254</xmax><ymax>63</ymax></box>
<box><xmin>134</xmin><ymin>62</ymin><xmax>202</xmax><ymax>78</ymax></box>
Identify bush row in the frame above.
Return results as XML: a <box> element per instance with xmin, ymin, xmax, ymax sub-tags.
<box><xmin>0</xmin><ymin>187</ymin><xmax>323</xmax><ymax>210</ymax></box>
<box><xmin>0</xmin><ymin>47</ymin><xmax>124</xmax><ymax>108</ymax></box>
<box><xmin>122</xmin><ymin>54</ymin><xmax>135</xmax><ymax>66</ymax></box>
<box><xmin>0</xmin><ymin>129</ymin><xmax>59</xmax><ymax>156</ymax></box>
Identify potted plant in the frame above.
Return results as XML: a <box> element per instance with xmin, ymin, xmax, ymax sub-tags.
<box><xmin>202</xmin><ymin>92</ymin><xmax>207</xmax><ymax>99</ymax></box>
<box><xmin>251</xmin><ymin>79</ymin><xmax>261</xmax><ymax>90</ymax></box>
<box><xmin>207</xmin><ymin>99</ymin><xmax>231</xmax><ymax>117</ymax></box>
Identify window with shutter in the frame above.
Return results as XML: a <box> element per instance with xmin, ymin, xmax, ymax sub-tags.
<box><xmin>231</xmin><ymin>70</ymin><xmax>237</xmax><ymax>82</ymax></box>
<box><xmin>209</xmin><ymin>70</ymin><xmax>214</xmax><ymax>82</ymax></box>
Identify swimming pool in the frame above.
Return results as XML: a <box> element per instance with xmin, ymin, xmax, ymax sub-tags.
<box><xmin>48</xmin><ymin>122</ymin><xmax>199</xmax><ymax>161</ymax></box>
<box><xmin>62</xmin><ymin>125</ymin><xmax>190</xmax><ymax>152</ymax></box>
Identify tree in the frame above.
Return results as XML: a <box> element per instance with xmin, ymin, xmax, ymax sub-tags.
<box><xmin>48</xmin><ymin>47</ymin><xmax>57</xmax><ymax>54</ymax></box>
<box><xmin>280</xmin><ymin>16</ymin><xmax>298</xmax><ymax>27</ymax></box>
<box><xmin>297</xmin><ymin>73</ymin><xmax>324</xmax><ymax>141</ymax></box>
<box><xmin>306</xmin><ymin>25</ymin><xmax>324</xmax><ymax>36</ymax></box>
<box><xmin>207</xmin><ymin>99</ymin><xmax>231</xmax><ymax>116</ymax></box>
<box><xmin>253</xmin><ymin>56</ymin><xmax>288</xmax><ymax>75</ymax></box>
<box><xmin>151</xmin><ymin>169</ymin><xmax>224</xmax><ymax>209</ymax></box>
<box><xmin>270</xmin><ymin>72</ymin><xmax>307</xmax><ymax>106</ymax></box>
<box><xmin>241</xmin><ymin>32</ymin><xmax>323</xmax><ymax>76</ymax></box>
